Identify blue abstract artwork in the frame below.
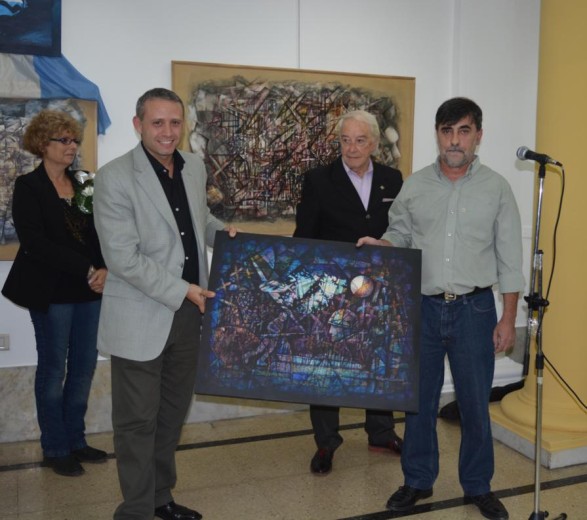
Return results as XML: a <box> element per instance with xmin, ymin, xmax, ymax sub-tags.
<box><xmin>0</xmin><ymin>0</ymin><xmax>61</xmax><ymax>56</ymax></box>
<box><xmin>196</xmin><ymin>232</ymin><xmax>421</xmax><ymax>412</ymax></box>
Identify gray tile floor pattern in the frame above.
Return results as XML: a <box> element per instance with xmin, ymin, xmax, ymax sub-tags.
<box><xmin>0</xmin><ymin>409</ymin><xmax>585</xmax><ymax>519</ymax></box>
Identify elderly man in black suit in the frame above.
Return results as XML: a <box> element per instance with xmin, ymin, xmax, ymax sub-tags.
<box><xmin>293</xmin><ymin>109</ymin><xmax>404</xmax><ymax>475</ymax></box>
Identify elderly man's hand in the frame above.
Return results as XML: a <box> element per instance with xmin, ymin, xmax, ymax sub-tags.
<box><xmin>356</xmin><ymin>236</ymin><xmax>392</xmax><ymax>248</ymax></box>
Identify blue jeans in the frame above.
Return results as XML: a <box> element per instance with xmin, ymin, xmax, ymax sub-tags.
<box><xmin>30</xmin><ymin>300</ymin><xmax>101</xmax><ymax>458</ymax></box>
<box><xmin>401</xmin><ymin>289</ymin><xmax>497</xmax><ymax>496</ymax></box>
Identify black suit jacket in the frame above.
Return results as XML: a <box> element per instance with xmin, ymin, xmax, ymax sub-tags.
<box><xmin>2</xmin><ymin>163</ymin><xmax>104</xmax><ymax>311</ymax></box>
<box><xmin>293</xmin><ymin>157</ymin><xmax>403</xmax><ymax>243</ymax></box>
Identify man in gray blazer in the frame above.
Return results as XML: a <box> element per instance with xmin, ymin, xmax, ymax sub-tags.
<box><xmin>94</xmin><ymin>88</ymin><xmax>232</xmax><ymax>520</ymax></box>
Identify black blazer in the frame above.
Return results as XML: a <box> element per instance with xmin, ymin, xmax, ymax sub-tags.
<box><xmin>293</xmin><ymin>157</ymin><xmax>403</xmax><ymax>243</ymax></box>
<box><xmin>2</xmin><ymin>163</ymin><xmax>104</xmax><ymax>311</ymax></box>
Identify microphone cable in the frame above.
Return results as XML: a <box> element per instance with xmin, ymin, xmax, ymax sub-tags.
<box><xmin>534</xmin><ymin>165</ymin><xmax>587</xmax><ymax>410</ymax></box>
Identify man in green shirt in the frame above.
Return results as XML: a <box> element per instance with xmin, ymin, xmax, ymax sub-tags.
<box><xmin>359</xmin><ymin>97</ymin><xmax>524</xmax><ymax>520</ymax></box>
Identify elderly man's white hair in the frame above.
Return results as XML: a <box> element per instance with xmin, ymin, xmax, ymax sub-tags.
<box><xmin>335</xmin><ymin>110</ymin><xmax>380</xmax><ymax>145</ymax></box>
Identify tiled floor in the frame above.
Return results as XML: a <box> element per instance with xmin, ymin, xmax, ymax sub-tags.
<box><xmin>0</xmin><ymin>409</ymin><xmax>585</xmax><ymax>519</ymax></box>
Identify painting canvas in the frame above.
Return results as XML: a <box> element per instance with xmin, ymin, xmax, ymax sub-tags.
<box><xmin>0</xmin><ymin>0</ymin><xmax>61</xmax><ymax>56</ymax></box>
<box><xmin>173</xmin><ymin>61</ymin><xmax>415</xmax><ymax>235</ymax></box>
<box><xmin>196</xmin><ymin>232</ymin><xmax>421</xmax><ymax>412</ymax></box>
<box><xmin>0</xmin><ymin>98</ymin><xmax>97</xmax><ymax>260</ymax></box>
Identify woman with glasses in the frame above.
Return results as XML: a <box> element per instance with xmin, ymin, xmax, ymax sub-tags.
<box><xmin>2</xmin><ymin>110</ymin><xmax>108</xmax><ymax>476</ymax></box>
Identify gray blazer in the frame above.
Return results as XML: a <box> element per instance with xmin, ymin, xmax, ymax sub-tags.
<box><xmin>93</xmin><ymin>143</ymin><xmax>225</xmax><ymax>361</ymax></box>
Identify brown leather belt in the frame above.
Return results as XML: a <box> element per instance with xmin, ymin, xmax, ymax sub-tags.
<box><xmin>429</xmin><ymin>286</ymin><xmax>491</xmax><ymax>302</ymax></box>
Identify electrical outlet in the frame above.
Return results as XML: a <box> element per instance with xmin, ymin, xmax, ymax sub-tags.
<box><xmin>0</xmin><ymin>334</ymin><xmax>9</xmax><ymax>351</ymax></box>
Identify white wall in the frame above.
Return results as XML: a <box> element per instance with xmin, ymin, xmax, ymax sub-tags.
<box><xmin>0</xmin><ymin>0</ymin><xmax>541</xmax><ymax>367</ymax></box>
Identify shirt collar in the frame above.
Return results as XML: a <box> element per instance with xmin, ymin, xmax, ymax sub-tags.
<box><xmin>141</xmin><ymin>143</ymin><xmax>185</xmax><ymax>177</ymax></box>
<box><xmin>342</xmin><ymin>158</ymin><xmax>374</xmax><ymax>178</ymax></box>
<box><xmin>433</xmin><ymin>155</ymin><xmax>480</xmax><ymax>180</ymax></box>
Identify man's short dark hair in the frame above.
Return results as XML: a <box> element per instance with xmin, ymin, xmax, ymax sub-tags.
<box><xmin>135</xmin><ymin>88</ymin><xmax>184</xmax><ymax>120</ymax></box>
<box><xmin>435</xmin><ymin>97</ymin><xmax>482</xmax><ymax>130</ymax></box>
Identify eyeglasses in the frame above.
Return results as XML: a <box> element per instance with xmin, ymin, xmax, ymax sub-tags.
<box><xmin>49</xmin><ymin>137</ymin><xmax>81</xmax><ymax>145</ymax></box>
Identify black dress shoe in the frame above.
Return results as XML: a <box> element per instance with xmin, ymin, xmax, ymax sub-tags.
<box><xmin>368</xmin><ymin>433</ymin><xmax>403</xmax><ymax>454</ymax></box>
<box><xmin>42</xmin><ymin>454</ymin><xmax>84</xmax><ymax>477</ymax></box>
<box><xmin>154</xmin><ymin>501</ymin><xmax>202</xmax><ymax>520</ymax></box>
<box><xmin>464</xmin><ymin>492</ymin><xmax>509</xmax><ymax>520</ymax></box>
<box><xmin>310</xmin><ymin>447</ymin><xmax>334</xmax><ymax>475</ymax></box>
<box><xmin>72</xmin><ymin>445</ymin><xmax>108</xmax><ymax>463</ymax></box>
<box><xmin>386</xmin><ymin>485</ymin><xmax>433</xmax><ymax>511</ymax></box>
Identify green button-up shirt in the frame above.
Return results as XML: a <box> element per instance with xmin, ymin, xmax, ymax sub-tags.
<box><xmin>381</xmin><ymin>157</ymin><xmax>525</xmax><ymax>296</ymax></box>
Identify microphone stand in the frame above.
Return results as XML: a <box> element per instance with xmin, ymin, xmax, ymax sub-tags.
<box><xmin>523</xmin><ymin>161</ymin><xmax>566</xmax><ymax>520</ymax></box>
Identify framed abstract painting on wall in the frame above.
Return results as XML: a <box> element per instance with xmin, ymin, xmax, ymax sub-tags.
<box><xmin>0</xmin><ymin>0</ymin><xmax>61</xmax><ymax>56</ymax></box>
<box><xmin>196</xmin><ymin>232</ymin><xmax>421</xmax><ymax>412</ymax></box>
<box><xmin>172</xmin><ymin>61</ymin><xmax>415</xmax><ymax>236</ymax></box>
<box><xmin>0</xmin><ymin>98</ymin><xmax>97</xmax><ymax>260</ymax></box>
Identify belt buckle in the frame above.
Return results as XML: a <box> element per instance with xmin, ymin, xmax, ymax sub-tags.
<box><xmin>444</xmin><ymin>292</ymin><xmax>457</xmax><ymax>302</ymax></box>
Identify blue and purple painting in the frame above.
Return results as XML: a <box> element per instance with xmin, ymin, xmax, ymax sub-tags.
<box><xmin>0</xmin><ymin>0</ymin><xmax>61</xmax><ymax>56</ymax></box>
<box><xmin>196</xmin><ymin>232</ymin><xmax>421</xmax><ymax>412</ymax></box>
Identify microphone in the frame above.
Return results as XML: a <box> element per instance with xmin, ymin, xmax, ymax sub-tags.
<box><xmin>516</xmin><ymin>146</ymin><xmax>562</xmax><ymax>166</ymax></box>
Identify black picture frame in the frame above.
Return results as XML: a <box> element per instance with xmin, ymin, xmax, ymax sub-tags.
<box><xmin>196</xmin><ymin>232</ymin><xmax>421</xmax><ymax>412</ymax></box>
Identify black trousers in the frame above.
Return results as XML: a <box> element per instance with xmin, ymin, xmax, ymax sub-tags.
<box><xmin>310</xmin><ymin>405</ymin><xmax>396</xmax><ymax>450</ymax></box>
<box><xmin>111</xmin><ymin>300</ymin><xmax>201</xmax><ymax>520</ymax></box>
